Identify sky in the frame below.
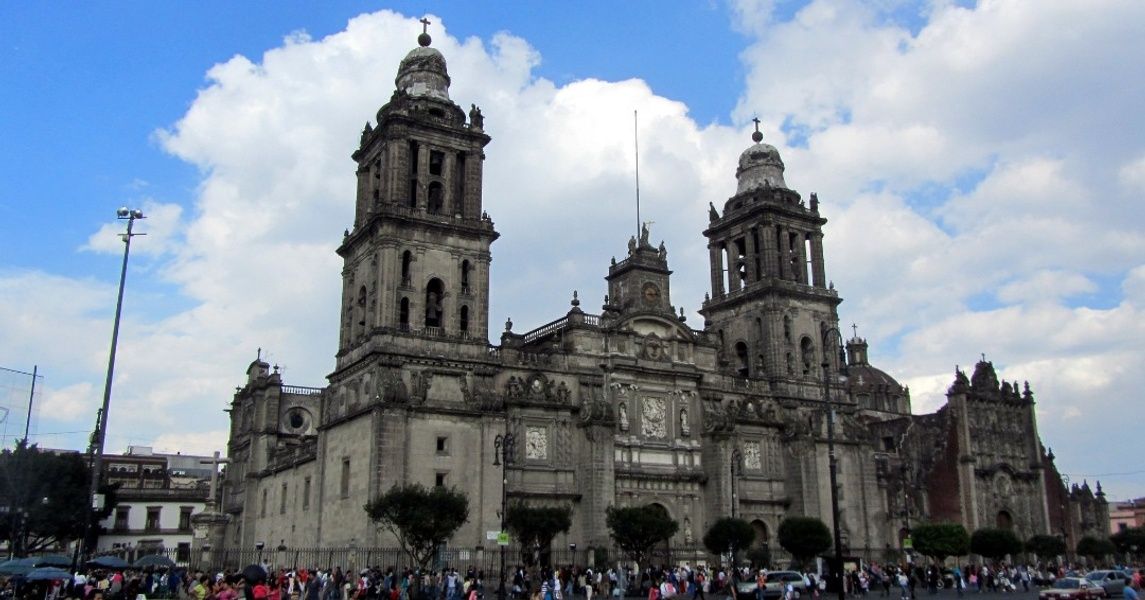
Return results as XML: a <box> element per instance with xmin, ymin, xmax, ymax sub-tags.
<box><xmin>1</xmin><ymin>0</ymin><xmax>1144</xmax><ymax>501</ymax></box>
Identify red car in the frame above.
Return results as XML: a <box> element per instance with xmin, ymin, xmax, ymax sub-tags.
<box><xmin>1040</xmin><ymin>577</ymin><xmax>1108</xmax><ymax>600</ymax></box>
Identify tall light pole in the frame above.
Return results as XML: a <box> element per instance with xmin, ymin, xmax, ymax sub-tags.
<box><xmin>820</xmin><ymin>325</ymin><xmax>847</xmax><ymax>600</ymax></box>
<box><xmin>730</xmin><ymin>447</ymin><xmax>742</xmax><ymax>519</ymax></box>
<box><xmin>84</xmin><ymin>207</ymin><xmax>145</xmax><ymax>559</ymax></box>
<box><xmin>493</xmin><ymin>432</ymin><xmax>516</xmax><ymax>600</ymax></box>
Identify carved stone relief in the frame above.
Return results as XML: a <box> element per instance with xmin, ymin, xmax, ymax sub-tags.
<box><xmin>642</xmin><ymin>397</ymin><xmax>667</xmax><ymax>438</ymax></box>
<box><xmin>525</xmin><ymin>426</ymin><xmax>548</xmax><ymax>460</ymax></box>
<box><xmin>743</xmin><ymin>441</ymin><xmax>762</xmax><ymax>470</ymax></box>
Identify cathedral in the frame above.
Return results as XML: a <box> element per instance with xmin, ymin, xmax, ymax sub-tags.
<box><xmin>214</xmin><ymin>29</ymin><xmax>1107</xmax><ymax>561</ymax></box>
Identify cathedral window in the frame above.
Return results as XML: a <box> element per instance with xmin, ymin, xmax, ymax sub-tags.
<box><xmin>425</xmin><ymin>278</ymin><xmax>445</xmax><ymax>328</ymax></box>
<box><xmin>435</xmin><ymin>472</ymin><xmax>447</xmax><ymax>487</ymax></box>
<box><xmin>783</xmin><ymin>315</ymin><xmax>792</xmax><ymax>342</ymax></box>
<box><xmin>461</xmin><ymin>260</ymin><xmax>471</xmax><ymax>292</ymax></box>
<box><xmin>996</xmin><ymin>510</ymin><xmax>1013</xmax><ymax>530</ymax></box>
<box><xmin>427</xmin><ymin>182</ymin><xmax>444</xmax><ymax>214</ymax></box>
<box><xmin>436</xmin><ymin>436</ymin><xmax>449</xmax><ymax>455</ymax></box>
<box><xmin>804</xmin><ymin>234</ymin><xmax>814</xmax><ymax>284</ymax></box>
<box><xmin>460</xmin><ymin>305</ymin><xmax>470</xmax><ymax>333</ymax></box>
<box><xmin>800</xmin><ymin>337</ymin><xmax>815</xmax><ymax>377</ymax></box>
<box><xmin>357</xmin><ymin>286</ymin><xmax>367</xmax><ymax>327</ymax></box>
<box><xmin>734</xmin><ymin>238</ymin><xmax>748</xmax><ymax>285</ymax></box>
<box><xmin>735</xmin><ymin>342</ymin><xmax>749</xmax><ymax>378</ymax></box>
<box><xmin>399</xmin><ymin>297</ymin><xmax>410</xmax><ymax>329</ymax></box>
<box><xmin>401</xmin><ymin>251</ymin><xmax>413</xmax><ymax>286</ymax></box>
<box><xmin>340</xmin><ymin>458</ymin><xmax>351</xmax><ymax>498</ymax></box>
<box><xmin>429</xmin><ymin>150</ymin><xmax>444</xmax><ymax>176</ymax></box>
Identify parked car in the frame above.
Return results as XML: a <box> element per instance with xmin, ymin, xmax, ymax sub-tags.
<box><xmin>736</xmin><ymin>575</ymin><xmax>762</xmax><ymax>600</ymax></box>
<box><xmin>1086</xmin><ymin>571</ymin><xmax>1130</xmax><ymax>596</ymax></box>
<box><xmin>763</xmin><ymin>571</ymin><xmax>808</xmax><ymax>600</ymax></box>
<box><xmin>1039</xmin><ymin>577</ymin><xmax>1108</xmax><ymax>600</ymax></box>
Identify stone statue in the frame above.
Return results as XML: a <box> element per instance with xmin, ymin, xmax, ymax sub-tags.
<box><xmin>658</xmin><ymin>241</ymin><xmax>667</xmax><ymax>259</ymax></box>
<box><xmin>618</xmin><ymin>402</ymin><xmax>629</xmax><ymax>432</ymax></box>
<box><xmin>640</xmin><ymin>221</ymin><xmax>651</xmax><ymax>246</ymax></box>
<box><xmin>709</xmin><ymin>202</ymin><xmax>719</xmax><ymax>221</ymax></box>
<box><xmin>469</xmin><ymin>104</ymin><xmax>484</xmax><ymax>129</ymax></box>
<box><xmin>680</xmin><ymin>407</ymin><xmax>690</xmax><ymax>437</ymax></box>
<box><xmin>683</xmin><ymin>516</ymin><xmax>694</xmax><ymax>544</ymax></box>
<box><xmin>627</xmin><ymin>236</ymin><xmax>637</xmax><ymax>255</ymax></box>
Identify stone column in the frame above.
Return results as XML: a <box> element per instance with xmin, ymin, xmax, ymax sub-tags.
<box><xmin>810</xmin><ymin>233</ymin><xmax>826</xmax><ymax>288</ymax></box>
<box><xmin>709</xmin><ymin>243</ymin><xmax>725</xmax><ymax>298</ymax></box>
<box><xmin>745</xmin><ymin>229</ymin><xmax>760</xmax><ymax>284</ymax></box>
<box><xmin>778</xmin><ymin>226</ymin><xmax>791</xmax><ymax>280</ymax></box>
<box><xmin>761</xmin><ymin>224</ymin><xmax>778</xmax><ymax>278</ymax></box>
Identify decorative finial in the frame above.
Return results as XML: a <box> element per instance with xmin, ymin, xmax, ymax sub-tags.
<box><xmin>257</xmin><ymin>347</ymin><xmax>262</xmax><ymax>361</ymax></box>
<box><xmin>418</xmin><ymin>18</ymin><xmax>432</xmax><ymax>47</ymax></box>
<box><xmin>273</xmin><ymin>364</ymin><xmax>280</xmax><ymax>374</ymax></box>
<box><xmin>851</xmin><ymin>323</ymin><xmax>859</xmax><ymax>339</ymax></box>
<box><xmin>981</xmin><ymin>352</ymin><xmax>987</xmax><ymax>363</ymax></box>
<box><xmin>751</xmin><ymin>117</ymin><xmax>763</xmax><ymax>143</ymax></box>
<box><xmin>505</xmin><ymin>317</ymin><xmax>513</xmax><ymax>332</ymax></box>
<box><xmin>571</xmin><ymin>290</ymin><xmax>580</xmax><ymax>307</ymax></box>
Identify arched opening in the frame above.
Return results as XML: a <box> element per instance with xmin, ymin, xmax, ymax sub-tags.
<box><xmin>424</xmin><ymin>278</ymin><xmax>444</xmax><ymax>328</ymax></box>
<box><xmin>356</xmin><ymin>286</ymin><xmax>368</xmax><ymax>332</ymax></box>
<box><xmin>783</xmin><ymin>314</ymin><xmax>792</xmax><ymax>341</ymax></box>
<box><xmin>427</xmin><ymin>181</ymin><xmax>444</xmax><ymax>215</ymax></box>
<box><xmin>800</xmin><ymin>336</ymin><xmax>815</xmax><ymax>377</ymax></box>
<box><xmin>996</xmin><ymin>510</ymin><xmax>1013</xmax><ymax>530</ymax></box>
<box><xmin>398</xmin><ymin>297</ymin><xmax>410</xmax><ymax>329</ymax></box>
<box><xmin>401</xmin><ymin>250</ymin><xmax>413</xmax><ymax>285</ymax></box>
<box><xmin>751</xmin><ymin>520</ymin><xmax>770</xmax><ymax>549</ymax></box>
<box><xmin>735</xmin><ymin>342</ymin><xmax>750</xmax><ymax>378</ymax></box>
<box><xmin>461</xmin><ymin>260</ymin><xmax>471</xmax><ymax>292</ymax></box>
<box><xmin>646</xmin><ymin>503</ymin><xmax>673</xmax><ymax>562</ymax></box>
<box><xmin>459</xmin><ymin>305</ymin><xmax>470</xmax><ymax>334</ymax></box>
<box><xmin>407</xmin><ymin>140</ymin><xmax>419</xmax><ymax>208</ymax></box>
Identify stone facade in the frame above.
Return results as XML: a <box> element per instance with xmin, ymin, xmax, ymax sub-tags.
<box><xmin>216</xmin><ymin>33</ymin><xmax>1106</xmax><ymax>558</ymax></box>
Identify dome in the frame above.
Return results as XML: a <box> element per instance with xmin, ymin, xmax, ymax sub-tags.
<box><xmin>735</xmin><ymin>142</ymin><xmax>787</xmax><ymax>194</ymax></box>
<box><xmin>395</xmin><ymin>46</ymin><xmax>451</xmax><ymax>101</ymax></box>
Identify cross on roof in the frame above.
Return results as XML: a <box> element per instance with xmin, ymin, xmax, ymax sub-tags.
<box><xmin>752</xmin><ymin>117</ymin><xmax>761</xmax><ymax>132</ymax></box>
<box><xmin>851</xmin><ymin>323</ymin><xmax>858</xmax><ymax>338</ymax></box>
<box><xmin>420</xmin><ymin>17</ymin><xmax>431</xmax><ymax>34</ymax></box>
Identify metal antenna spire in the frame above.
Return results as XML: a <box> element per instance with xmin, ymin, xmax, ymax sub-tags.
<box><xmin>634</xmin><ymin>110</ymin><xmax>641</xmax><ymax>238</ymax></box>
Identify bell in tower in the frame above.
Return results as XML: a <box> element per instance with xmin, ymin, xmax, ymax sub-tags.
<box><xmin>699</xmin><ymin>120</ymin><xmax>841</xmax><ymax>381</ymax></box>
<box><xmin>334</xmin><ymin>22</ymin><xmax>499</xmax><ymax>370</ymax></box>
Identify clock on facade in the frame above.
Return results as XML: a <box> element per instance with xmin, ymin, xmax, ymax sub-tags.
<box><xmin>642</xmin><ymin>282</ymin><xmax>661</xmax><ymax>306</ymax></box>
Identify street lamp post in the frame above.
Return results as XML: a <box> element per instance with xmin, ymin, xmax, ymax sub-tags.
<box><xmin>820</xmin><ymin>326</ymin><xmax>848</xmax><ymax>600</ymax></box>
<box><xmin>493</xmin><ymin>433</ymin><xmax>516</xmax><ymax>600</ymax></box>
<box><xmin>82</xmin><ymin>207</ymin><xmax>145</xmax><ymax>562</ymax></box>
<box><xmin>730</xmin><ymin>447</ymin><xmax>742</xmax><ymax>519</ymax></box>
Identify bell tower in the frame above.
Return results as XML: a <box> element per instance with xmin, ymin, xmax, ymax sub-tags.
<box><xmin>334</xmin><ymin>26</ymin><xmax>498</xmax><ymax>369</ymax></box>
<box><xmin>699</xmin><ymin>121</ymin><xmax>841</xmax><ymax>380</ymax></box>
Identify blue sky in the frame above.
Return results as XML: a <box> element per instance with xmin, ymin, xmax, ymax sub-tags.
<box><xmin>2</xmin><ymin>1</ymin><xmax>1145</xmax><ymax>502</ymax></box>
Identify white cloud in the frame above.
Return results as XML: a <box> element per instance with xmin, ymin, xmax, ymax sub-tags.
<box><xmin>5</xmin><ymin>3</ymin><xmax>1145</xmax><ymax>498</ymax></box>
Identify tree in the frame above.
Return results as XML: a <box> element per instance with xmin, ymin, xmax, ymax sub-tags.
<box><xmin>702</xmin><ymin>517</ymin><xmax>756</xmax><ymax>563</ymax></box>
<box><xmin>0</xmin><ymin>441</ymin><xmax>116</xmax><ymax>556</ymax></box>
<box><xmin>969</xmin><ymin>528</ymin><xmax>1023</xmax><ymax>560</ymax></box>
<box><xmin>364</xmin><ymin>483</ymin><xmax>469</xmax><ymax>571</ymax></box>
<box><xmin>1025</xmin><ymin>534</ymin><xmax>1067</xmax><ymax>559</ymax></box>
<box><xmin>1076</xmin><ymin>536</ymin><xmax>1116</xmax><ymax>563</ymax></box>
<box><xmin>777</xmin><ymin>517</ymin><xmax>832</xmax><ymax>568</ymax></box>
<box><xmin>606</xmin><ymin>504</ymin><xmax>679</xmax><ymax>566</ymax></box>
<box><xmin>911</xmin><ymin>522</ymin><xmax>970</xmax><ymax>562</ymax></box>
<box><xmin>1110</xmin><ymin>527</ymin><xmax>1145</xmax><ymax>558</ymax></box>
<box><xmin>505</xmin><ymin>503</ymin><xmax>572</xmax><ymax>566</ymax></box>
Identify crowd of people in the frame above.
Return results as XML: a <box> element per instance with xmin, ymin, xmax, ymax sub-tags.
<box><xmin>3</xmin><ymin>560</ymin><xmax>1143</xmax><ymax>600</ymax></box>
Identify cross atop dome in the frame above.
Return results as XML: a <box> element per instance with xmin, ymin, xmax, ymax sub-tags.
<box><xmin>418</xmin><ymin>17</ymin><xmax>432</xmax><ymax>46</ymax></box>
<box><xmin>751</xmin><ymin>117</ymin><xmax>763</xmax><ymax>143</ymax></box>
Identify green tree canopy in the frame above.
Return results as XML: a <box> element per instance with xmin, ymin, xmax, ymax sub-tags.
<box><xmin>0</xmin><ymin>441</ymin><xmax>117</xmax><ymax>556</ymax></box>
<box><xmin>969</xmin><ymin>528</ymin><xmax>1023</xmax><ymax>560</ymax></box>
<box><xmin>1076</xmin><ymin>536</ymin><xmax>1116</xmax><ymax>560</ymax></box>
<box><xmin>1025</xmin><ymin>534</ymin><xmax>1067</xmax><ymax>558</ymax></box>
<box><xmin>911</xmin><ymin>522</ymin><xmax>970</xmax><ymax>562</ymax></box>
<box><xmin>777</xmin><ymin>517</ymin><xmax>832</xmax><ymax>568</ymax></box>
<box><xmin>505</xmin><ymin>504</ymin><xmax>572</xmax><ymax>566</ymax></box>
<box><xmin>702</xmin><ymin>517</ymin><xmax>756</xmax><ymax>558</ymax></box>
<box><xmin>605</xmin><ymin>504</ymin><xmax>678</xmax><ymax>566</ymax></box>
<box><xmin>1110</xmin><ymin>527</ymin><xmax>1145</xmax><ymax>555</ymax></box>
<box><xmin>364</xmin><ymin>483</ymin><xmax>468</xmax><ymax>570</ymax></box>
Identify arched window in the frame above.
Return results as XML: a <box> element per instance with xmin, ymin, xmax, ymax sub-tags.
<box><xmin>356</xmin><ymin>285</ymin><xmax>368</xmax><ymax>329</ymax></box>
<box><xmin>461</xmin><ymin>260</ymin><xmax>471</xmax><ymax>292</ymax></box>
<box><xmin>399</xmin><ymin>297</ymin><xmax>410</xmax><ymax>329</ymax></box>
<box><xmin>460</xmin><ymin>305</ymin><xmax>470</xmax><ymax>333</ymax></box>
<box><xmin>800</xmin><ymin>336</ymin><xmax>815</xmax><ymax>377</ymax></box>
<box><xmin>996</xmin><ymin>510</ymin><xmax>1014</xmax><ymax>530</ymax></box>
<box><xmin>427</xmin><ymin>182</ymin><xmax>444</xmax><ymax>215</ymax></box>
<box><xmin>425</xmin><ymin>278</ymin><xmax>444</xmax><ymax>328</ymax></box>
<box><xmin>751</xmin><ymin>520</ymin><xmax>770</xmax><ymax>549</ymax></box>
<box><xmin>735</xmin><ymin>342</ymin><xmax>749</xmax><ymax>378</ymax></box>
<box><xmin>783</xmin><ymin>314</ymin><xmax>792</xmax><ymax>341</ymax></box>
<box><xmin>401</xmin><ymin>251</ymin><xmax>413</xmax><ymax>285</ymax></box>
